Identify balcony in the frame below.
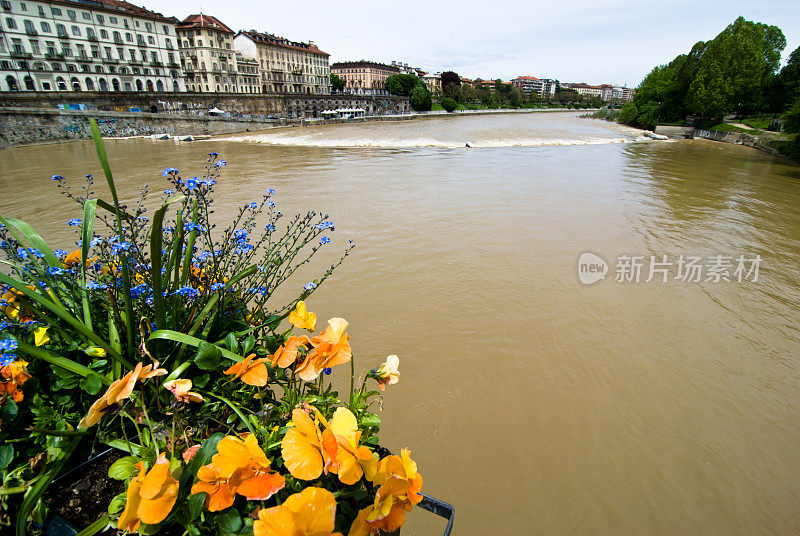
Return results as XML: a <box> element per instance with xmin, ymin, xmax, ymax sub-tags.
<box><xmin>25</xmin><ymin>28</ymin><xmax>38</xmax><ymax>36</ymax></box>
<box><xmin>136</xmin><ymin>40</ymin><xmax>147</xmax><ymax>48</ymax></box>
<box><xmin>10</xmin><ymin>50</ymin><xmax>33</xmax><ymax>59</ymax></box>
<box><xmin>167</xmin><ymin>62</ymin><xmax>180</xmax><ymax>69</ymax></box>
<box><xmin>129</xmin><ymin>59</ymin><xmax>143</xmax><ymax>65</ymax></box>
<box><xmin>87</xmin><ymin>35</ymin><xmax>98</xmax><ymax>42</ymax></box>
<box><xmin>75</xmin><ymin>54</ymin><xmax>92</xmax><ymax>63</ymax></box>
<box><xmin>150</xmin><ymin>60</ymin><xmax>163</xmax><ymax>67</ymax></box>
<box><xmin>45</xmin><ymin>52</ymin><xmax>65</xmax><ymax>60</ymax></box>
<box><xmin>113</xmin><ymin>36</ymin><xmax>123</xmax><ymax>44</ymax></box>
<box><xmin>57</xmin><ymin>31</ymin><xmax>70</xmax><ymax>40</ymax></box>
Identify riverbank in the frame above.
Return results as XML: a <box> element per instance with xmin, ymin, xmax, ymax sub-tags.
<box><xmin>0</xmin><ymin>106</ymin><xmax>591</xmax><ymax>148</ymax></box>
<box><xmin>652</xmin><ymin>124</ymin><xmax>797</xmax><ymax>161</ymax></box>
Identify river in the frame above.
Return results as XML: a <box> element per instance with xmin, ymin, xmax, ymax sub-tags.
<box><xmin>2</xmin><ymin>111</ymin><xmax>800</xmax><ymax>535</ymax></box>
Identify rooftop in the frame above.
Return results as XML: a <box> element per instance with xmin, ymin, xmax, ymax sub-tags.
<box><xmin>47</xmin><ymin>0</ymin><xmax>177</xmax><ymax>24</ymax></box>
<box><xmin>331</xmin><ymin>60</ymin><xmax>400</xmax><ymax>72</ymax></box>
<box><xmin>238</xmin><ymin>30</ymin><xmax>329</xmax><ymax>56</ymax></box>
<box><xmin>177</xmin><ymin>14</ymin><xmax>234</xmax><ymax>34</ymax></box>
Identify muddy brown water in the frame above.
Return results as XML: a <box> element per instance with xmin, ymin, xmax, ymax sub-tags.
<box><xmin>2</xmin><ymin>112</ymin><xmax>800</xmax><ymax>535</ymax></box>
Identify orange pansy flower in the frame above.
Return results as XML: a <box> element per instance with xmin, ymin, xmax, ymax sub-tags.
<box><xmin>282</xmin><ymin>406</ymin><xmax>376</xmax><ymax>485</ymax></box>
<box><xmin>191</xmin><ymin>434</ymin><xmax>285</xmax><ymax>512</ymax></box>
<box><xmin>163</xmin><ymin>379</ymin><xmax>204</xmax><ymax>403</ymax></box>
<box><xmin>374</xmin><ymin>355</ymin><xmax>400</xmax><ymax>391</ymax></box>
<box><xmin>295</xmin><ymin>318</ymin><xmax>352</xmax><ymax>382</ymax></box>
<box><xmin>254</xmin><ymin>487</ymin><xmax>343</xmax><ymax>536</ymax></box>
<box><xmin>78</xmin><ymin>362</ymin><xmax>167</xmax><ymax>429</ymax></box>
<box><xmin>288</xmin><ymin>301</ymin><xmax>317</xmax><ymax>331</ymax></box>
<box><xmin>1</xmin><ymin>360</ymin><xmax>31</xmax><ymax>386</ymax></box>
<box><xmin>223</xmin><ymin>353</ymin><xmax>270</xmax><ymax>386</ymax></box>
<box><xmin>269</xmin><ymin>336</ymin><xmax>311</xmax><ymax>368</ymax></box>
<box><xmin>117</xmin><ymin>453</ymin><xmax>179</xmax><ymax>531</ymax></box>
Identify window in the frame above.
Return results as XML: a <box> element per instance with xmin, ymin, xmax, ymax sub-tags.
<box><xmin>147</xmin><ymin>35</ymin><xmax>154</xmax><ymax>44</ymax></box>
<box><xmin>163</xmin><ymin>25</ymin><xmax>168</xmax><ymax>34</ymax></box>
<box><xmin>145</xmin><ymin>22</ymin><xmax>151</xmax><ymax>32</ymax></box>
<box><xmin>50</xmin><ymin>7</ymin><xmax>61</xmax><ymax>16</ymax></box>
<box><xmin>109</xmin><ymin>16</ymin><xmax>117</xmax><ymax>24</ymax></box>
<box><xmin>113</xmin><ymin>31</ymin><xmax>121</xmax><ymax>42</ymax></box>
<box><xmin>125</xmin><ymin>32</ymin><xmax>132</xmax><ymax>42</ymax></box>
<box><xmin>104</xmin><ymin>46</ymin><xmax>111</xmax><ymax>57</ymax></box>
<box><xmin>37</xmin><ymin>5</ymin><xmax>43</xmax><ymax>15</ymax></box>
<box><xmin>134</xmin><ymin>20</ymin><xmax>139</xmax><ymax>27</ymax></box>
<box><xmin>71</xmin><ymin>25</ymin><xmax>80</xmax><ymax>36</ymax></box>
<box><xmin>197</xmin><ymin>39</ymin><xmax>202</xmax><ymax>47</ymax></box>
<box><xmin>86</xmin><ymin>28</ymin><xmax>95</xmax><ymax>39</ymax></box>
<box><xmin>40</xmin><ymin>21</ymin><xmax>50</xmax><ymax>32</ymax></box>
<box><xmin>82</xmin><ymin>12</ymin><xmax>90</xmax><ymax>20</ymax></box>
<box><xmin>5</xmin><ymin>17</ymin><xmax>16</xmax><ymax>29</ymax></box>
<box><xmin>20</xmin><ymin>2</ymin><xmax>26</xmax><ymax>10</ymax></box>
<box><xmin>96</xmin><ymin>14</ymin><xmax>104</xmax><ymax>24</ymax></box>
<box><xmin>195</xmin><ymin>30</ymin><xmax>200</xmax><ymax>36</ymax></box>
<box><xmin>66</xmin><ymin>9</ymin><xmax>76</xmax><ymax>20</ymax></box>
<box><xmin>150</xmin><ymin>51</ymin><xmax>157</xmax><ymax>62</ymax></box>
<box><xmin>30</xmin><ymin>40</ymin><xmax>39</xmax><ymax>54</ymax></box>
<box><xmin>23</xmin><ymin>19</ymin><xmax>34</xmax><ymax>33</ymax></box>
<box><xmin>100</xmin><ymin>29</ymin><xmax>108</xmax><ymax>39</ymax></box>
<box><xmin>56</xmin><ymin>23</ymin><xmax>66</xmax><ymax>36</ymax></box>
<box><xmin>128</xmin><ymin>48</ymin><xmax>135</xmax><ymax>60</ymax></box>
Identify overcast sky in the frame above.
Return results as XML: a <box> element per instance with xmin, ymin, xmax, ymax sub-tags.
<box><xmin>138</xmin><ymin>0</ymin><xmax>799</xmax><ymax>87</ymax></box>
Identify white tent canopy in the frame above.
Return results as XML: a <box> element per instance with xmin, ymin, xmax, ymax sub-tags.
<box><xmin>208</xmin><ymin>107</ymin><xmax>226</xmax><ymax>115</ymax></box>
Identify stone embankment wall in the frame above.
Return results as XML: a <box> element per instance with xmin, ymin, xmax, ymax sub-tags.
<box><xmin>0</xmin><ymin>91</ymin><xmax>410</xmax><ymax>148</ymax></box>
<box><xmin>654</xmin><ymin>124</ymin><xmax>784</xmax><ymax>157</ymax></box>
<box><xmin>0</xmin><ymin>107</ymin><xmax>273</xmax><ymax>147</ymax></box>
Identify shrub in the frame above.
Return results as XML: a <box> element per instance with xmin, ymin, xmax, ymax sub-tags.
<box><xmin>440</xmin><ymin>98</ymin><xmax>457</xmax><ymax>113</ymax></box>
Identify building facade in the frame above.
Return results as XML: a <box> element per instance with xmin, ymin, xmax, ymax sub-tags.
<box><xmin>234</xmin><ymin>52</ymin><xmax>259</xmax><ymax>93</ymax></box>
<box><xmin>235</xmin><ymin>30</ymin><xmax>329</xmax><ymax>95</ymax></box>
<box><xmin>330</xmin><ymin>60</ymin><xmax>399</xmax><ymax>96</ymax></box>
<box><xmin>0</xmin><ymin>0</ymin><xmax>185</xmax><ymax>92</ymax></box>
<box><xmin>512</xmin><ymin>76</ymin><xmax>558</xmax><ymax>97</ymax></box>
<box><xmin>421</xmin><ymin>72</ymin><xmax>440</xmax><ymax>97</ymax></box>
<box><xmin>176</xmin><ymin>14</ymin><xmax>237</xmax><ymax>93</ymax></box>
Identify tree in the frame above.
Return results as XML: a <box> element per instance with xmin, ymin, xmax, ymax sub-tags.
<box><xmin>330</xmin><ymin>73</ymin><xmax>345</xmax><ymax>93</ymax></box>
<box><xmin>441</xmin><ymin>71</ymin><xmax>461</xmax><ymax>100</ymax></box>
<box><xmin>385</xmin><ymin>74</ymin><xmax>420</xmax><ymax>96</ymax></box>
<box><xmin>440</xmin><ymin>97</ymin><xmax>457</xmax><ymax>112</ymax></box>
<box><xmin>409</xmin><ymin>84</ymin><xmax>432</xmax><ymax>111</ymax></box>
<box><xmin>508</xmin><ymin>87</ymin><xmax>523</xmax><ymax>107</ymax></box>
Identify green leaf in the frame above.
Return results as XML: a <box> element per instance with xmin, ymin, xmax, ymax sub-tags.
<box><xmin>194</xmin><ymin>341</ymin><xmax>222</xmax><ymax>371</ymax></box>
<box><xmin>2</xmin><ymin>217</ymin><xmax>61</xmax><ymax>268</ymax></box>
<box><xmin>80</xmin><ymin>199</ymin><xmax>98</xmax><ymax>329</ymax></box>
<box><xmin>79</xmin><ymin>372</ymin><xmax>104</xmax><ymax>395</ymax></box>
<box><xmin>0</xmin><ymin>444</ymin><xmax>14</xmax><ymax>469</ymax></box>
<box><xmin>149</xmin><ymin>330</ymin><xmax>242</xmax><ymax>363</ymax></box>
<box><xmin>150</xmin><ymin>195</ymin><xmax>186</xmax><ymax>330</ymax></box>
<box><xmin>107</xmin><ymin>492</ymin><xmax>127</xmax><ymax>515</ymax></box>
<box><xmin>224</xmin><ymin>332</ymin><xmax>239</xmax><ymax>352</ymax></box>
<box><xmin>360</xmin><ymin>413</ymin><xmax>381</xmax><ymax>428</ymax></box>
<box><xmin>242</xmin><ymin>334</ymin><xmax>256</xmax><ymax>355</ymax></box>
<box><xmin>76</xmin><ymin>514</ymin><xmax>110</xmax><ymax>536</ymax></box>
<box><xmin>90</xmin><ymin>119</ymin><xmax>134</xmax><ymax>356</ymax></box>
<box><xmin>217</xmin><ymin>509</ymin><xmax>243</xmax><ymax>532</ymax></box>
<box><xmin>18</xmin><ymin>342</ymin><xmax>112</xmax><ymax>385</ymax></box>
<box><xmin>188</xmin><ymin>493</ymin><xmax>205</xmax><ymax>521</ymax></box>
<box><xmin>108</xmin><ymin>456</ymin><xmax>139</xmax><ymax>480</ymax></box>
<box><xmin>0</xmin><ymin>273</ymin><xmax>128</xmax><ymax>369</ymax></box>
<box><xmin>1</xmin><ymin>398</ymin><xmax>18</xmax><ymax>423</ymax></box>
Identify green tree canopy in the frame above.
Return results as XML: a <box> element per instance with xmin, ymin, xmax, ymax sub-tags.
<box><xmin>409</xmin><ymin>84</ymin><xmax>432</xmax><ymax>111</ymax></box>
<box><xmin>330</xmin><ymin>73</ymin><xmax>345</xmax><ymax>93</ymax></box>
<box><xmin>385</xmin><ymin>74</ymin><xmax>420</xmax><ymax>96</ymax></box>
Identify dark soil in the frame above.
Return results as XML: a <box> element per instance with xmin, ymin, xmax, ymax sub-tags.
<box><xmin>44</xmin><ymin>448</ymin><xmax>125</xmax><ymax>533</ymax></box>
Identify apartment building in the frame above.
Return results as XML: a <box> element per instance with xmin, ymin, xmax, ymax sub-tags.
<box><xmin>235</xmin><ymin>30</ymin><xmax>329</xmax><ymax>94</ymax></box>
<box><xmin>176</xmin><ymin>14</ymin><xmax>237</xmax><ymax>92</ymax></box>
<box><xmin>511</xmin><ymin>76</ymin><xmax>559</xmax><ymax>97</ymax></box>
<box><xmin>330</xmin><ymin>60</ymin><xmax>399</xmax><ymax>95</ymax></box>
<box><xmin>0</xmin><ymin>0</ymin><xmax>184</xmax><ymax>92</ymax></box>
<box><xmin>235</xmin><ymin>52</ymin><xmax>259</xmax><ymax>94</ymax></box>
